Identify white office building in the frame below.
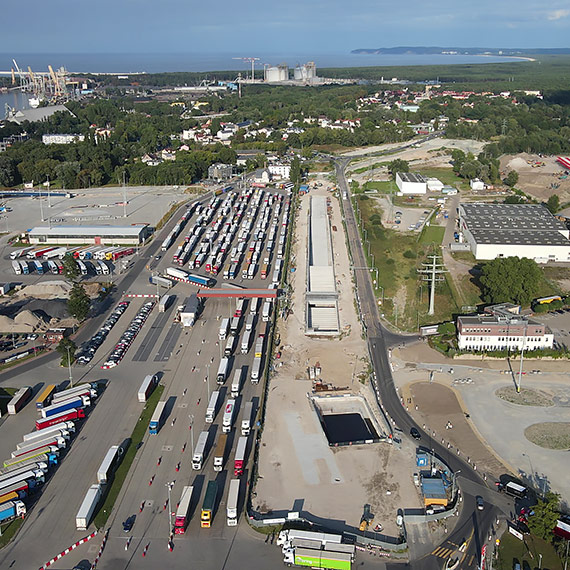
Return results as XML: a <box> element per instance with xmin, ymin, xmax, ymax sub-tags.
<box><xmin>396</xmin><ymin>172</ymin><xmax>427</xmax><ymax>195</ymax></box>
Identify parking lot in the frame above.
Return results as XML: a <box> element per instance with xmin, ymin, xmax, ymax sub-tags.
<box><xmin>0</xmin><ymin>186</ymin><xmax>296</xmax><ymax>569</ymax></box>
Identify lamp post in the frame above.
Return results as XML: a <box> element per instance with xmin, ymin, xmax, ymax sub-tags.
<box><xmin>189</xmin><ymin>414</ymin><xmax>194</xmax><ymax>455</ymax></box>
<box><xmin>205</xmin><ymin>364</ymin><xmax>211</xmax><ymax>400</ymax></box>
<box><xmin>66</xmin><ymin>345</ymin><xmax>73</xmax><ymax>388</ymax></box>
<box><xmin>165</xmin><ymin>481</ymin><xmax>174</xmax><ymax>534</ymax></box>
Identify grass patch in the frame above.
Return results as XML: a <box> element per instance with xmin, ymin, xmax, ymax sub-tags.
<box><xmin>450</xmin><ymin>250</ymin><xmax>477</xmax><ymax>263</ymax></box>
<box><xmin>351</xmin><ymin>161</ymin><xmax>388</xmax><ymax>174</ymax></box>
<box><xmin>363</xmin><ymin>180</ymin><xmax>394</xmax><ymax>193</ymax></box>
<box><xmin>419</xmin><ymin>225</ymin><xmax>445</xmax><ymax>245</ymax></box>
<box><xmin>496</xmin><ymin>387</ymin><xmax>554</xmax><ymax>407</ymax></box>
<box><xmin>0</xmin><ymin>517</ymin><xmax>24</xmax><ymax>549</ymax></box>
<box><xmin>93</xmin><ymin>383</ymin><xmax>165</xmax><ymax>529</ymax></box>
<box><xmin>524</xmin><ymin>422</ymin><xmax>570</xmax><ymax>450</ymax></box>
<box><xmin>496</xmin><ymin>529</ymin><xmax>562</xmax><ymax>570</ymax></box>
<box><xmin>416</xmin><ymin>167</ymin><xmax>469</xmax><ymax>189</ymax></box>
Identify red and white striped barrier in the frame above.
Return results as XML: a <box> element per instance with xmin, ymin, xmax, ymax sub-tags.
<box><xmin>90</xmin><ymin>528</ymin><xmax>109</xmax><ymax>569</ymax></box>
<box><xmin>38</xmin><ymin>531</ymin><xmax>98</xmax><ymax>570</ymax></box>
<box><xmin>123</xmin><ymin>294</ymin><xmax>159</xmax><ymax>298</ymax></box>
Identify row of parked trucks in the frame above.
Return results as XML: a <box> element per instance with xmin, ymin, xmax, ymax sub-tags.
<box><xmin>0</xmin><ymin>383</ymin><xmax>97</xmax><ymax>527</ymax></box>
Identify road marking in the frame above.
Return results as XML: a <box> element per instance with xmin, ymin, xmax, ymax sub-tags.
<box><xmin>468</xmin><ymin>555</ymin><xmax>474</xmax><ymax>566</ymax></box>
<box><xmin>432</xmin><ymin>546</ymin><xmax>453</xmax><ymax>558</ymax></box>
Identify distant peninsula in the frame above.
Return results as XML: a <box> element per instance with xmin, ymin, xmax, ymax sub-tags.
<box><xmin>351</xmin><ymin>46</ymin><xmax>570</xmax><ymax>56</ymax></box>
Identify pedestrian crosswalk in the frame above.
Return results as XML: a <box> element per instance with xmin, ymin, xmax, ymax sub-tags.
<box><xmin>432</xmin><ymin>545</ymin><xmax>455</xmax><ymax>558</ymax></box>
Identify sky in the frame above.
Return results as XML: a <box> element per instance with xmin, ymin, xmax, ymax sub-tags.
<box><xmin>3</xmin><ymin>0</ymin><xmax>570</xmax><ymax>54</ymax></box>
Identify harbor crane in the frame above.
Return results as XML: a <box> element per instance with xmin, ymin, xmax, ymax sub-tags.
<box><xmin>232</xmin><ymin>57</ymin><xmax>259</xmax><ymax>82</ymax></box>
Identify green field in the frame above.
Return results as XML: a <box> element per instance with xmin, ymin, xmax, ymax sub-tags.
<box><xmin>496</xmin><ymin>531</ymin><xmax>562</xmax><ymax>570</ymax></box>
<box><xmin>353</xmin><ymin>194</ymin><xmax>462</xmax><ymax>330</ymax></box>
<box><xmin>419</xmin><ymin>225</ymin><xmax>445</xmax><ymax>245</ymax></box>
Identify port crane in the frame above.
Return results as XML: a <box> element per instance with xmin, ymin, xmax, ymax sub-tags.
<box><xmin>232</xmin><ymin>57</ymin><xmax>259</xmax><ymax>82</ymax></box>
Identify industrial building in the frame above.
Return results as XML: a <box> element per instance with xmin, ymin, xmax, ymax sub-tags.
<box><xmin>458</xmin><ymin>203</ymin><xmax>570</xmax><ymax>262</ymax></box>
<box><xmin>305</xmin><ymin>196</ymin><xmax>339</xmax><ymax>335</ymax></box>
<box><xmin>457</xmin><ymin>303</ymin><xmax>554</xmax><ymax>352</ymax></box>
<box><xmin>27</xmin><ymin>225</ymin><xmax>150</xmax><ymax>246</ymax></box>
<box><xmin>293</xmin><ymin>62</ymin><xmax>318</xmax><ymax>82</ymax></box>
<box><xmin>396</xmin><ymin>172</ymin><xmax>427</xmax><ymax>194</ymax></box>
<box><xmin>264</xmin><ymin>64</ymin><xmax>289</xmax><ymax>83</ymax></box>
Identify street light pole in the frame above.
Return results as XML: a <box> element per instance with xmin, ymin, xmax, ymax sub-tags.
<box><xmin>189</xmin><ymin>415</ymin><xmax>194</xmax><ymax>455</ymax></box>
<box><xmin>206</xmin><ymin>364</ymin><xmax>211</xmax><ymax>400</ymax></box>
<box><xmin>165</xmin><ymin>481</ymin><xmax>174</xmax><ymax>535</ymax></box>
<box><xmin>66</xmin><ymin>346</ymin><xmax>73</xmax><ymax>388</ymax></box>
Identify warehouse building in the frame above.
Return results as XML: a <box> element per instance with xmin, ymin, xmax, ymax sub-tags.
<box><xmin>458</xmin><ymin>203</ymin><xmax>570</xmax><ymax>262</ymax></box>
<box><xmin>457</xmin><ymin>303</ymin><xmax>553</xmax><ymax>352</ymax></box>
<box><xmin>396</xmin><ymin>172</ymin><xmax>427</xmax><ymax>194</ymax></box>
<box><xmin>28</xmin><ymin>225</ymin><xmax>150</xmax><ymax>246</ymax></box>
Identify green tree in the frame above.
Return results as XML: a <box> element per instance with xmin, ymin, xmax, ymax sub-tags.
<box><xmin>62</xmin><ymin>253</ymin><xmax>80</xmax><ymax>282</ymax></box>
<box><xmin>67</xmin><ymin>283</ymin><xmax>90</xmax><ymax>321</ymax></box>
<box><xmin>504</xmin><ymin>170</ymin><xmax>519</xmax><ymax>187</ymax></box>
<box><xmin>479</xmin><ymin>256</ymin><xmax>543</xmax><ymax>306</ymax></box>
<box><xmin>56</xmin><ymin>338</ymin><xmax>77</xmax><ymax>367</ymax></box>
<box><xmin>388</xmin><ymin>159</ymin><xmax>409</xmax><ymax>180</ymax></box>
<box><xmin>0</xmin><ymin>156</ymin><xmax>18</xmax><ymax>187</ymax></box>
<box><xmin>527</xmin><ymin>492</ymin><xmax>560</xmax><ymax>542</ymax></box>
<box><xmin>545</xmin><ymin>194</ymin><xmax>560</xmax><ymax>214</ymax></box>
<box><xmin>290</xmin><ymin>156</ymin><xmax>301</xmax><ymax>184</ymax></box>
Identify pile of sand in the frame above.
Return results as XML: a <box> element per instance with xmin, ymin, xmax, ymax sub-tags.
<box><xmin>506</xmin><ymin>156</ymin><xmax>530</xmax><ymax>171</ymax></box>
<box><xmin>0</xmin><ymin>309</ymin><xmax>46</xmax><ymax>333</ymax></box>
<box><xmin>15</xmin><ymin>281</ymin><xmax>72</xmax><ymax>299</ymax></box>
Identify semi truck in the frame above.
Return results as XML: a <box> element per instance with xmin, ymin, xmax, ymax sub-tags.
<box><xmin>138</xmin><ymin>374</ymin><xmax>158</xmax><ymax>403</ymax></box>
<box><xmin>19</xmin><ymin>428</ymin><xmax>70</xmax><ymax>447</ymax></box>
<box><xmin>40</xmin><ymin>395</ymin><xmax>90</xmax><ymax>419</ymax></box>
<box><xmin>226</xmin><ymin>479</ymin><xmax>240</xmax><ymax>527</ymax></box>
<box><xmin>241</xmin><ymin>330</ymin><xmax>251</xmax><ymax>354</ymax></box>
<box><xmin>251</xmin><ymin>357</ymin><xmax>262</xmax><ymax>384</ymax></box>
<box><xmin>262</xmin><ymin>301</ymin><xmax>271</xmax><ymax>322</ymax></box>
<box><xmin>0</xmin><ymin>464</ymin><xmax>47</xmax><ymax>487</ymax></box>
<box><xmin>231</xmin><ymin>368</ymin><xmax>242</xmax><ymax>397</ymax></box>
<box><xmin>23</xmin><ymin>421</ymin><xmax>75</xmax><ymax>442</ymax></box>
<box><xmin>149</xmin><ymin>401</ymin><xmax>167</xmax><ymax>435</ymax></box>
<box><xmin>149</xmin><ymin>274</ymin><xmax>173</xmax><ymax>289</ymax></box>
<box><xmin>12</xmin><ymin>435</ymin><xmax>66</xmax><ymax>457</ymax></box>
<box><xmin>205</xmin><ymin>391</ymin><xmax>220</xmax><ymax>423</ymax></box>
<box><xmin>213</xmin><ymin>433</ymin><xmax>227</xmax><ymax>472</ymax></box>
<box><xmin>217</xmin><ymin>358</ymin><xmax>229</xmax><ymax>384</ymax></box>
<box><xmin>97</xmin><ymin>445</ymin><xmax>123</xmax><ymax>484</ymax></box>
<box><xmin>277</xmin><ymin>529</ymin><xmax>343</xmax><ymax>547</ymax></box>
<box><xmin>218</xmin><ymin>318</ymin><xmax>229</xmax><ymax>340</ymax></box>
<box><xmin>0</xmin><ymin>470</ymin><xmax>45</xmax><ymax>494</ymax></box>
<box><xmin>200</xmin><ymin>480</ymin><xmax>218</xmax><ymax>528</ymax></box>
<box><xmin>0</xmin><ymin>501</ymin><xmax>26</xmax><ymax>525</ymax></box>
<box><xmin>192</xmin><ymin>431</ymin><xmax>209</xmax><ymax>470</ymax></box>
<box><xmin>51</xmin><ymin>384</ymin><xmax>97</xmax><ymax>405</ymax></box>
<box><xmin>36</xmin><ymin>407</ymin><xmax>85</xmax><ymax>431</ymax></box>
<box><xmin>245</xmin><ymin>313</ymin><xmax>255</xmax><ymax>331</ymax></box>
<box><xmin>254</xmin><ymin>337</ymin><xmax>264</xmax><ymax>358</ymax></box>
<box><xmin>241</xmin><ymin>401</ymin><xmax>254</xmax><ymax>436</ymax></box>
<box><xmin>282</xmin><ymin>547</ymin><xmax>352</xmax><ymax>570</ymax></box>
<box><xmin>233</xmin><ymin>436</ymin><xmax>248</xmax><ymax>476</ymax></box>
<box><xmin>7</xmin><ymin>386</ymin><xmax>32</xmax><ymax>415</ymax></box>
<box><xmin>76</xmin><ymin>484</ymin><xmax>102</xmax><ymax>530</ymax></box>
<box><xmin>3</xmin><ymin>448</ymin><xmax>59</xmax><ymax>470</ymax></box>
<box><xmin>222</xmin><ymin>399</ymin><xmax>235</xmax><ymax>434</ymax></box>
<box><xmin>12</xmin><ymin>260</ymin><xmax>21</xmax><ymax>275</ymax></box>
<box><xmin>174</xmin><ymin>485</ymin><xmax>194</xmax><ymax>534</ymax></box>
<box><xmin>179</xmin><ymin>294</ymin><xmax>200</xmax><ymax>327</ymax></box>
<box><xmin>159</xmin><ymin>294</ymin><xmax>173</xmax><ymax>313</ymax></box>
<box><xmin>224</xmin><ymin>335</ymin><xmax>235</xmax><ymax>357</ymax></box>
<box><xmin>230</xmin><ymin>316</ymin><xmax>240</xmax><ymax>335</ymax></box>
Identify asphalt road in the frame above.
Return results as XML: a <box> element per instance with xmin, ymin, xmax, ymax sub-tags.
<box><xmin>335</xmin><ymin>158</ymin><xmax>508</xmax><ymax>570</ymax></box>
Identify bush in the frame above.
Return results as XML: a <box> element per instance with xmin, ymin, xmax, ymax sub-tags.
<box><xmin>403</xmin><ymin>250</ymin><xmax>417</xmax><ymax>259</ymax></box>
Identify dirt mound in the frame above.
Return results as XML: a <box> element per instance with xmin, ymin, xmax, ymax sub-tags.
<box><xmin>15</xmin><ymin>281</ymin><xmax>72</xmax><ymax>299</ymax></box>
<box><xmin>0</xmin><ymin>309</ymin><xmax>46</xmax><ymax>333</ymax></box>
<box><xmin>505</xmin><ymin>156</ymin><xmax>528</xmax><ymax>171</ymax></box>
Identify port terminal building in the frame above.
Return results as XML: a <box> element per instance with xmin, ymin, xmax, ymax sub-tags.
<box><xmin>458</xmin><ymin>203</ymin><xmax>570</xmax><ymax>262</ymax></box>
<box><xmin>27</xmin><ymin>225</ymin><xmax>150</xmax><ymax>246</ymax></box>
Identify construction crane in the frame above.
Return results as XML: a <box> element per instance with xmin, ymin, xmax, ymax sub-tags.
<box><xmin>232</xmin><ymin>57</ymin><xmax>259</xmax><ymax>82</ymax></box>
<box><xmin>12</xmin><ymin>59</ymin><xmax>29</xmax><ymax>91</ymax></box>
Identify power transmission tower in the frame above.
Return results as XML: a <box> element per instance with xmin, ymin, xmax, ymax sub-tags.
<box><xmin>417</xmin><ymin>254</ymin><xmax>448</xmax><ymax>316</ymax></box>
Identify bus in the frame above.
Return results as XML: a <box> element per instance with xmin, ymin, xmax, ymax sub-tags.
<box><xmin>35</xmin><ymin>385</ymin><xmax>57</xmax><ymax>410</ymax></box>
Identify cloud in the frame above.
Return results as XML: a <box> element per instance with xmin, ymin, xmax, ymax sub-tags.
<box><xmin>547</xmin><ymin>9</ymin><xmax>570</xmax><ymax>20</ymax></box>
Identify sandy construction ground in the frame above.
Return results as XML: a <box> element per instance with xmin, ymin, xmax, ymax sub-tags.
<box><xmin>254</xmin><ymin>183</ymin><xmax>423</xmax><ymax>535</ymax></box>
